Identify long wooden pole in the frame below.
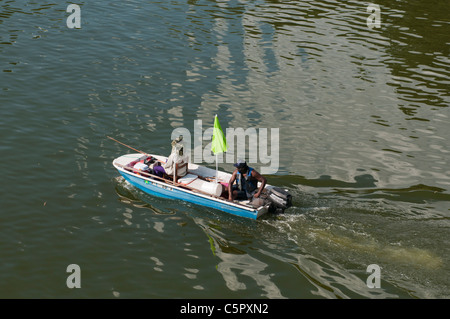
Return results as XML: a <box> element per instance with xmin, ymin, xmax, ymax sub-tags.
<box><xmin>107</xmin><ymin>136</ymin><xmax>149</xmax><ymax>156</ymax></box>
<box><xmin>116</xmin><ymin>162</ymin><xmax>222</xmax><ymax>199</ymax></box>
<box><xmin>114</xmin><ymin>162</ymin><xmax>256</xmax><ymax>210</ymax></box>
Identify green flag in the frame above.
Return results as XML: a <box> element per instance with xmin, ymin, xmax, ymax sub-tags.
<box><xmin>211</xmin><ymin>115</ymin><xmax>228</xmax><ymax>155</ymax></box>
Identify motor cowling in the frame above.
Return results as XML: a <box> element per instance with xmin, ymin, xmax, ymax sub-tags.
<box><xmin>266</xmin><ymin>187</ymin><xmax>292</xmax><ymax>214</ymax></box>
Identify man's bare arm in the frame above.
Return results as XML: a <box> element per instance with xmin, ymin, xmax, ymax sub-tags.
<box><xmin>252</xmin><ymin>170</ymin><xmax>267</xmax><ymax>198</ymax></box>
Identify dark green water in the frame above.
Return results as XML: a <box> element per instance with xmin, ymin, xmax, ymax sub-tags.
<box><xmin>1</xmin><ymin>0</ymin><xmax>449</xmax><ymax>298</ymax></box>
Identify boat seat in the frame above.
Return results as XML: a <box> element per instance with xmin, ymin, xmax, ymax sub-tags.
<box><xmin>177</xmin><ymin>174</ymin><xmax>198</xmax><ymax>186</ymax></box>
<box><xmin>174</xmin><ymin>161</ymin><xmax>188</xmax><ymax>183</ymax></box>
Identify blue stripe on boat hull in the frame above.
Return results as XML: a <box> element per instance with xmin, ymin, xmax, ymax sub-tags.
<box><xmin>119</xmin><ymin>171</ymin><xmax>259</xmax><ymax>219</ymax></box>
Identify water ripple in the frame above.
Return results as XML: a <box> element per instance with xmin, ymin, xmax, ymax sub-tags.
<box><xmin>1</xmin><ymin>0</ymin><xmax>449</xmax><ymax>299</ymax></box>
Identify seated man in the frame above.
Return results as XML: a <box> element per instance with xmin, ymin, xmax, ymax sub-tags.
<box><xmin>228</xmin><ymin>159</ymin><xmax>267</xmax><ymax>202</ymax></box>
<box><xmin>163</xmin><ymin>135</ymin><xmax>188</xmax><ymax>177</ymax></box>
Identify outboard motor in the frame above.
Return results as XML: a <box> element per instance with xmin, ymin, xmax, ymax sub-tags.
<box><xmin>266</xmin><ymin>187</ymin><xmax>292</xmax><ymax>214</ymax></box>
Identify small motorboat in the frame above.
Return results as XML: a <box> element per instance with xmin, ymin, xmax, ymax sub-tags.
<box><xmin>112</xmin><ymin>153</ymin><xmax>292</xmax><ymax>220</ymax></box>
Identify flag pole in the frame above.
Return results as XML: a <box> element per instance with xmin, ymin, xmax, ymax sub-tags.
<box><xmin>211</xmin><ymin>114</ymin><xmax>227</xmax><ymax>184</ymax></box>
<box><xmin>216</xmin><ymin>154</ymin><xmax>218</xmax><ymax>183</ymax></box>
<box><xmin>215</xmin><ymin>114</ymin><xmax>218</xmax><ymax>183</ymax></box>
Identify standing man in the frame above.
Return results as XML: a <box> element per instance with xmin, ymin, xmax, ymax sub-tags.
<box><xmin>228</xmin><ymin>159</ymin><xmax>267</xmax><ymax>202</ymax></box>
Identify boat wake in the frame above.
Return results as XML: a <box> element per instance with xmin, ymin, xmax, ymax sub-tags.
<box><xmin>112</xmin><ymin>174</ymin><xmax>447</xmax><ymax>298</ymax></box>
<box><xmin>259</xmin><ymin>187</ymin><xmax>447</xmax><ymax>298</ymax></box>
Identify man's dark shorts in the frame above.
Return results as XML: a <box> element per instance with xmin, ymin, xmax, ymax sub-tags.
<box><xmin>232</xmin><ymin>186</ymin><xmax>255</xmax><ymax>200</ymax></box>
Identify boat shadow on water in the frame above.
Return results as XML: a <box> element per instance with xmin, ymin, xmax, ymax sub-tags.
<box><xmin>113</xmin><ymin>176</ymin><xmax>179</xmax><ymax>216</ymax></box>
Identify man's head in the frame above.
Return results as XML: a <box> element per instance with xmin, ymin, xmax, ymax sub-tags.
<box><xmin>234</xmin><ymin>159</ymin><xmax>248</xmax><ymax>173</ymax></box>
